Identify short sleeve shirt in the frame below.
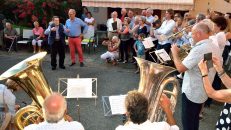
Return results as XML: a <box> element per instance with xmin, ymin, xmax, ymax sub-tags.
<box><xmin>182</xmin><ymin>39</ymin><xmax>221</xmax><ymax>103</ymax></box>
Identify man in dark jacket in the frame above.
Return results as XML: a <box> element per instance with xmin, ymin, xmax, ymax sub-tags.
<box><xmin>45</xmin><ymin>16</ymin><xmax>66</xmax><ymax>70</ymax></box>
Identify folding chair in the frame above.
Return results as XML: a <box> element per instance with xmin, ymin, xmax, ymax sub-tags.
<box><xmin>82</xmin><ymin>29</ymin><xmax>96</xmax><ymax>53</ymax></box>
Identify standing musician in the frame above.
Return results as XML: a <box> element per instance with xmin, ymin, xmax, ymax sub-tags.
<box><xmin>171</xmin><ymin>23</ymin><xmax>221</xmax><ymax>130</ymax></box>
<box><xmin>155</xmin><ymin>9</ymin><xmax>175</xmax><ymax>54</ymax></box>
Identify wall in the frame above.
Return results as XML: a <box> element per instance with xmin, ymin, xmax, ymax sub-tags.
<box><xmin>88</xmin><ymin>7</ymin><xmax>108</xmax><ymax>26</ymax></box>
<box><xmin>190</xmin><ymin>0</ymin><xmax>231</xmax><ymax>16</ymax></box>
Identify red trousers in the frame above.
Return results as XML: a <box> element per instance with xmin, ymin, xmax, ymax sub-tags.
<box><xmin>68</xmin><ymin>37</ymin><xmax>83</xmax><ymax>63</ymax></box>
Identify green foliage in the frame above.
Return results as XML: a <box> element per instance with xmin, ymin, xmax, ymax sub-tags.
<box><xmin>0</xmin><ymin>0</ymin><xmax>82</xmax><ymax>27</ymax></box>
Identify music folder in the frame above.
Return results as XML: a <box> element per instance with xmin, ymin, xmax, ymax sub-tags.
<box><xmin>143</xmin><ymin>37</ymin><xmax>155</xmax><ymax>49</ymax></box>
<box><xmin>112</xmin><ymin>21</ymin><xmax>117</xmax><ymax>31</ymax></box>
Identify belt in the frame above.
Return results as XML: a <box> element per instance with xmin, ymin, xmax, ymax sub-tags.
<box><xmin>55</xmin><ymin>39</ymin><xmax>60</xmax><ymax>41</ymax></box>
<box><xmin>68</xmin><ymin>36</ymin><xmax>79</xmax><ymax>38</ymax></box>
<box><xmin>109</xmin><ymin>31</ymin><xmax>118</xmax><ymax>33</ymax></box>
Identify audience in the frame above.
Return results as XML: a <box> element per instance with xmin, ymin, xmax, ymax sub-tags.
<box><xmin>4</xmin><ymin>22</ymin><xmax>18</xmax><ymax>52</ymax></box>
<box><xmin>101</xmin><ymin>36</ymin><xmax>120</xmax><ymax>65</ymax></box>
<box><xmin>32</xmin><ymin>21</ymin><xmax>44</xmax><ymax>53</ymax></box>
<box><xmin>198</xmin><ymin>57</ymin><xmax>231</xmax><ymax>129</ymax></box>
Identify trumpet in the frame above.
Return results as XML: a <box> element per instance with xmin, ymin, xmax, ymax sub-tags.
<box><xmin>167</xmin><ymin>24</ymin><xmax>195</xmax><ymax>40</ymax></box>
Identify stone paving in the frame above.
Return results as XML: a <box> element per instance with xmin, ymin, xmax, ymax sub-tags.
<box><xmin>0</xmin><ymin>45</ymin><xmax>224</xmax><ymax>130</ymax></box>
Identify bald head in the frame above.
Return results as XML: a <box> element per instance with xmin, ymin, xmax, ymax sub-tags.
<box><xmin>191</xmin><ymin>23</ymin><xmax>210</xmax><ymax>44</ymax></box>
<box><xmin>121</xmin><ymin>8</ymin><xmax>127</xmax><ymax>16</ymax></box>
<box><xmin>43</xmin><ymin>93</ymin><xmax>67</xmax><ymax>123</ymax></box>
<box><xmin>193</xmin><ymin>23</ymin><xmax>210</xmax><ymax>34</ymax></box>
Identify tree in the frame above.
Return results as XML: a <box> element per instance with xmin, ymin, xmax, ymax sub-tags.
<box><xmin>1</xmin><ymin>0</ymin><xmax>82</xmax><ymax>27</ymax></box>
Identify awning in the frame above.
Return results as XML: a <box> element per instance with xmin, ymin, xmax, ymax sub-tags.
<box><xmin>82</xmin><ymin>0</ymin><xmax>194</xmax><ymax>10</ymax></box>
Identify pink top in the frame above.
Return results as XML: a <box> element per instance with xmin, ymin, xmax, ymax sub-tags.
<box><xmin>33</xmin><ymin>27</ymin><xmax>44</xmax><ymax>37</ymax></box>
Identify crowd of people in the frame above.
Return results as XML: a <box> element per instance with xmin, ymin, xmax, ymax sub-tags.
<box><xmin>0</xmin><ymin>6</ymin><xmax>231</xmax><ymax>130</ymax></box>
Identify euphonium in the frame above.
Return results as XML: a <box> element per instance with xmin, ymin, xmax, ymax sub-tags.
<box><xmin>135</xmin><ymin>57</ymin><xmax>180</xmax><ymax>122</ymax></box>
<box><xmin>0</xmin><ymin>52</ymin><xmax>52</xmax><ymax>130</ymax></box>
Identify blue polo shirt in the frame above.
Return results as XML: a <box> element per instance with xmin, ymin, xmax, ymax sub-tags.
<box><xmin>65</xmin><ymin>17</ymin><xmax>88</xmax><ymax>37</ymax></box>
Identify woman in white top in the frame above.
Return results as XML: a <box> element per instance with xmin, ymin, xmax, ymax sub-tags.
<box><xmin>115</xmin><ymin>90</ymin><xmax>179</xmax><ymax>130</ymax></box>
<box><xmin>209</xmin><ymin>16</ymin><xmax>228</xmax><ymax>58</ymax></box>
<box><xmin>84</xmin><ymin>12</ymin><xmax>95</xmax><ymax>39</ymax></box>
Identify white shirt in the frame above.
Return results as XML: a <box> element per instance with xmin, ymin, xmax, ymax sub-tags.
<box><xmin>156</xmin><ymin>19</ymin><xmax>175</xmax><ymax>45</ymax></box>
<box><xmin>0</xmin><ymin>84</ymin><xmax>15</xmax><ymax>116</ymax></box>
<box><xmin>182</xmin><ymin>39</ymin><xmax>221</xmax><ymax>103</ymax></box>
<box><xmin>146</xmin><ymin>15</ymin><xmax>155</xmax><ymax>33</ymax></box>
<box><xmin>107</xmin><ymin>18</ymin><xmax>122</xmax><ymax>32</ymax></box>
<box><xmin>24</xmin><ymin>119</ymin><xmax>85</xmax><ymax>130</ymax></box>
<box><xmin>115</xmin><ymin>120</ymin><xmax>179</xmax><ymax>130</ymax></box>
<box><xmin>209</xmin><ymin>31</ymin><xmax>226</xmax><ymax>55</ymax></box>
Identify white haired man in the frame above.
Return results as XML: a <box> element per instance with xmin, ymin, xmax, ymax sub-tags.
<box><xmin>171</xmin><ymin>23</ymin><xmax>221</xmax><ymax>130</ymax></box>
<box><xmin>24</xmin><ymin>93</ymin><xmax>84</xmax><ymax>130</ymax></box>
<box><xmin>107</xmin><ymin>11</ymin><xmax>122</xmax><ymax>40</ymax></box>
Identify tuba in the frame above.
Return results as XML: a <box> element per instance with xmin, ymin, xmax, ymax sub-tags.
<box><xmin>135</xmin><ymin>57</ymin><xmax>180</xmax><ymax>122</ymax></box>
<box><xmin>0</xmin><ymin>52</ymin><xmax>52</xmax><ymax>130</ymax></box>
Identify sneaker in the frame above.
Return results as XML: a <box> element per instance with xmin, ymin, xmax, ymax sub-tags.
<box><xmin>123</xmin><ymin>60</ymin><xmax>127</xmax><ymax>63</ymax></box>
<box><xmin>80</xmin><ymin>62</ymin><xmax>84</xmax><ymax>67</ymax></box>
<box><xmin>118</xmin><ymin>59</ymin><xmax>123</xmax><ymax>62</ymax></box>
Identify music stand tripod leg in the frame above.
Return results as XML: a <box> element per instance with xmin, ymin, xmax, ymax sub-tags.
<box><xmin>76</xmin><ymin>98</ymin><xmax>80</xmax><ymax>122</ymax></box>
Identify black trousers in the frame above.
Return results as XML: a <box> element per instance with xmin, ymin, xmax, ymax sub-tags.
<box><xmin>50</xmin><ymin>41</ymin><xmax>65</xmax><ymax>68</ymax></box>
<box><xmin>119</xmin><ymin>40</ymin><xmax>129</xmax><ymax>61</ymax></box>
<box><xmin>129</xmin><ymin>38</ymin><xmax>136</xmax><ymax>61</ymax></box>
<box><xmin>182</xmin><ymin>93</ymin><xmax>203</xmax><ymax>130</ymax></box>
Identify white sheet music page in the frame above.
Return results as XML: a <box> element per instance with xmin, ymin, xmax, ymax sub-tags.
<box><xmin>109</xmin><ymin>95</ymin><xmax>126</xmax><ymax>115</ymax></box>
<box><xmin>143</xmin><ymin>37</ymin><xmax>154</xmax><ymax>49</ymax></box>
<box><xmin>67</xmin><ymin>78</ymin><xmax>92</xmax><ymax>98</ymax></box>
<box><xmin>155</xmin><ymin>49</ymin><xmax>171</xmax><ymax>62</ymax></box>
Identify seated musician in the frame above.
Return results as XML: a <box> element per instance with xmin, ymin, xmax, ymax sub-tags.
<box><xmin>0</xmin><ymin>79</ymin><xmax>21</xmax><ymax>130</ymax></box>
<box><xmin>4</xmin><ymin>22</ymin><xmax>18</xmax><ymax>51</ymax></box>
<box><xmin>115</xmin><ymin>90</ymin><xmax>179</xmax><ymax>130</ymax></box>
<box><xmin>24</xmin><ymin>93</ymin><xmax>84</xmax><ymax>130</ymax></box>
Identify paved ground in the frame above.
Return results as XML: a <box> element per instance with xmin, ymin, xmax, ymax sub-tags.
<box><xmin>0</xmin><ymin>45</ymin><xmax>224</xmax><ymax>130</ymax></box>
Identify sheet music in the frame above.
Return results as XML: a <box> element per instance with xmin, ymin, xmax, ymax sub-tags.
<box><xmin>67</xmin><ymin>79</ymin><xmax>92</xmax><ymax>98</ymax></box>
<box><xmin>143</xmin><ymin>37</ymin><xmax>154</xmax><ymax>49</ymax></box>
<box><xmin>155</xmin><ymin>49</ymin><xmax>171</xmax><ymax>62</ymax></box>
<box><xmin>109</xmin><ymin>95</ymin><xmax>126</xmax><ymax>115</ymax></box>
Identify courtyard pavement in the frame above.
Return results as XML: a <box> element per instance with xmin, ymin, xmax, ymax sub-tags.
<box><xmin>0</xmin><ymin>45</ymin><xmax>224</xmax><ymax>130</ymax></box>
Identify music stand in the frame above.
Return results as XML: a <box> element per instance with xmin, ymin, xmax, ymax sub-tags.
<box><xmin>58</xmin><ymin>75</ymin><xmax>97</xmax><ymax>121</ymax></box>
<box><xmin>102</xmin><ymin>95</ymin><xmax>126</xmax><ymax>117</ymax></box>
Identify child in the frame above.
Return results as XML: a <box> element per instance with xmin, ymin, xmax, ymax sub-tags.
<box><xmin>134</xmin><ymin>33</ymin><xmax>146</xmax><ymax>73</ymax></box>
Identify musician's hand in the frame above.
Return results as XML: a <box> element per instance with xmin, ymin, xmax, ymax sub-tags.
<box><xmin>15</xmin><ymin>105</ymin><xmax>20</xmax><ymax>111</ymax></box>
<box><xmin>65</xmin><ymin>29</ymin><xmax>70</xmax><ymax>33</ymax></box>
<box><xmin>159</xmin><ymin>94</ymin><xmax>171</xmax><ymax>112</ymax></box>
<box><xmin>198</xmin><ymin>59</ymin><xmax>208</xmax><ymax>75</ymax></box>
<box><xmin>65</xmin><ymin>114</ymin><xmax>73</xmax><ymax>122</ymax></box>
<box><xmin>171</xmin><ymin>44</ymin><xmax>180</xmax><ymax>56</ymax></box>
